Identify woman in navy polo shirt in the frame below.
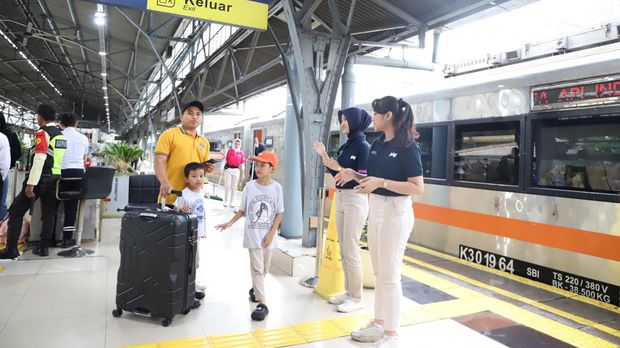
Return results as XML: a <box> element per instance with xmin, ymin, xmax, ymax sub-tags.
<box><xmin>313</xmin><ymin>107</ymin><xmax>371</xmax><ymax>313</ymax></box>
<box><xmin>335</xmin><ymin>96</ymin><xmax>424</xmax><ymax>345</ymax></box>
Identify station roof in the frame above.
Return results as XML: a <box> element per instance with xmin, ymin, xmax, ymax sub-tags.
<box><xmin>0</xmin><ymin>0</ymin><xmax>519</xmax><ymax>131</ymax></box>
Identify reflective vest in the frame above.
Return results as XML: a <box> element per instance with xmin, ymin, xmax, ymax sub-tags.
<box><xmin>30</xmin><ymin>125</ymin><xmax>67</xmax><ymax>175</ymax></box>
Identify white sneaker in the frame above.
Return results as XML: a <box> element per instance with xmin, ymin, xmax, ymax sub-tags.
<box><xmin>328</xmin><ymin>293</ymin><xmax>348</xmax><ymax>305</ymax></box>
<box><xmin>337</xmin><ymin>298</ymin><xmax>363</xmax><ymax>313</ymax></box>
<box><xmin>373</xmin><ymin>335</ymin><xmax>399</xmax><ymax>347</ymax></box>
<box><xmin>196</xmin><ymin>282</ymin><xmax>207</xmax><ymax>291</ymax></box>
<box><xmin>351</xmin><ymin>322</ymin><xmax>385</xmax><ymax>343</ymax></box>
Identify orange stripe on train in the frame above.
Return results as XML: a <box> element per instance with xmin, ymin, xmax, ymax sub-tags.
<box><xmin>413</xmin><ymin>203</ymin><xmax>620</xmax><ymax>262</ymax></box>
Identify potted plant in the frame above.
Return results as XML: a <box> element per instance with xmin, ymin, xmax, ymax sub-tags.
<box><xmin>360</xmin><ymin>224</ymin><xmax>376</xmax><ymax>289</ymax></box>
<box><xmin>100</xmin><ymin>142</ymin><xmax>142</xmax><ymax>217</ymax></box>
<box><xmin>102</xmin><ymin>141</ymin><xmax>143</xmax><ymax>173</ymax></box>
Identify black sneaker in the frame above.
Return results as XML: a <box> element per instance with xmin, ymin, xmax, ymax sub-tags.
<box><xmin>249</xmin><ymin>288</ymin><xmax>258</xmax><ymax>303</ymax></box>
<box><xmin>32</xmin><ymin>246</ymin><xmax>49</xmax><ymax>257</ymax></box>
<box><xmin>195</xmin><ymin>291</ymin><xmax>205</xmax><ymax>300</ymax></box>
<box><xmin>0</xmin><ymin>248</ymin><xmax>20</xmax><ymax>259</ymax></box>
<box><xmin>61</xmin><ymin>239</ymin><xmax>76</xmax><ymax>248</ymax></box>
<box><xmin>251</xmin><ymin>304</ymin><xmax>269</xmax><ymax>321</ymax></box>
<box><xmin>190</xmin><ymin>300</ymin><xmax>201</xmax><ymax>309</ymax></box>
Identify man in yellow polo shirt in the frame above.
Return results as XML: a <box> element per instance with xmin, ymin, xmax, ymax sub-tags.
<box><xmin>154</xmin><ymin>100</ymin><xmax>215</xmax><ymax>306</ymax></box>
<box><xmin>155</xmin><ymin>100</ymin><xmax>215</xmax><ymax>203</ymax></box>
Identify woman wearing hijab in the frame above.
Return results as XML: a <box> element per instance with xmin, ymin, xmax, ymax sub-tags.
<box><xmin>313</xmin><ymin>107</ymin><xmax>372</xmax><ymax>313</ymax></box>
<box><xmin>335</xmin><ymin>97</ymin><xmax>424</xmax><ymax>346</ymax></box>
<box><xmin>223</xmin><ymin>138</ymin><xmax>245</xmax><ymax>208</ymax></box>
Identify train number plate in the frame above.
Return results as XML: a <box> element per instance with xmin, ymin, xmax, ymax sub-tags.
<box><xmin>459</xmin><ymin>245</ymin><xmax>620</xmax><ymax>307</ymax></box>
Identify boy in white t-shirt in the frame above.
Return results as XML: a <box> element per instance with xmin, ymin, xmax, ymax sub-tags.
<box><xmin>216</xmin><ymin>151</ymin><xmax>284</xmax><ymax>321</ymax></box>
<box><xmin>174</xmin><ymin>162</ymin><xmax>208</xmax><ymax>302</ymax></box>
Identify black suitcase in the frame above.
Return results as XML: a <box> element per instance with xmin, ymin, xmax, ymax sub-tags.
<box><xmin>112</xmin><ymin>195</ymin><xmax>197</xmax><ymax>327</ymax></box>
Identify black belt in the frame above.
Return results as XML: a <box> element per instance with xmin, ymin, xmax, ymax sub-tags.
<box><xmin>225</xmin><ymin>164</ymin><xmax>239</xmax><ymax>169</ymax></box>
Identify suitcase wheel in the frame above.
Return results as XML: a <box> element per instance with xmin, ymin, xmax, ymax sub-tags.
<box><xmin>161</xmin><ymin>318</ymin><xmax>172</xmax><ymax>327</ymax></box>
<box><xmin>182</xmin><ymin>308</ymin><xmax>191</xmax><ymax>315</ymax></box>
<box><xmin>112</xmin><ymin>309</ymin><xmax>122</xmax><ymax>318</ymax></box>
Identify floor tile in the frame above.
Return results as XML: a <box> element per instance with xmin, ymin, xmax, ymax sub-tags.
<box><xmin>105</xmin><ymin>312</ymin><xmax>206</xmax><ymax>348</ymax></box>
<box><xmin>0</xmin><ymin>274</ymin><xmax>35</xmax><ymax>297</ymax></box>
<box><xmin>485</xmin><ymin>324</ymin><xmax>574</xmax><ymax>348</ymax></box>
<box><xmin>0</xmin><ymin>260</ymin><xmax>44</xmax><ymax>276</ymax></box>
<box><xmin>0</xmin><ymin>295</ymin><xmax>22</xmax><ymax>325</ymax></box>
<box><xmin>9</xmin><ymin>285</ymin><xmax>107</xmax><ymax>323</ymax></box>
<box><xmin>38</xmin><ymin>256</ymin><xmax>107</xmax><ymax>274</ymax></box>
<box><xmin>401</xmin><ymin>277</ymin><xmax>456</xmax><ymax>304</ymax></box>
<box><xmin>453</xmin><ymin>310</ymin><xmax>517</xmax><ymax>333</ymax></box>
<box><xmin>0</xmin><ymin>314</ymin><xmax>106</xmax><ymax>348</ymax></box>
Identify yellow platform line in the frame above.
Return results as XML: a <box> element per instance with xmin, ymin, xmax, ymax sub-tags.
<box><xmin>403</xmin><ymin>254</ymin><xmax>620</xmax><ymax>340</ymax></box>
<box><xmin>407</xmin><ymin>242</ymin><xmax>620</xmax><ymax>313</ymax></box>
<box><xmin>401</xmin><ymin>263</ymin><xmax>616</xmax><ymax>347</ymax></box>
<box><xmin>0</xmin><ymin>265</ymin><xmax>4</xmax><ymax>273</ymax></box>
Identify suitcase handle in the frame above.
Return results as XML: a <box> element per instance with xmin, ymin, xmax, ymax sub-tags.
<box><xmin>138</xmin><ymin>212</ymin><xmax>159</xmax><ymax>220</ymax></box>
<box><xmin>161</xmin><ymin>190</ymin><xmax>183</xmax><ymax>211</ymax></box>
<box><xmin>188</xmin><ymin>242</ymin><xmax>195</xmax><ymax>275</ymax></box>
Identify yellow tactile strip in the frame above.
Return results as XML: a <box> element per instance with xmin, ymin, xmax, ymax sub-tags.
<box><xmin>122</xmin><ymin>260</ymin><xmax>617</xmax><ymax>348</ymax></box>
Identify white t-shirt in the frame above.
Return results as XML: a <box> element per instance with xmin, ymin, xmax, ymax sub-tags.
<box><xmin>174</xmin><ymin>187</ymin><xmax>206</xmax><ymax>238</ymax></box>
<box><xmin>61</xmin><ymin>127</ymin><xmax>90</xmax><ymax>170</ymax></box>
<box><xmin>0</xmin><ymin>132</ymin><xmax>10</xmax><ymax>180</ymax></box>
<box><xmin>239</xmin><ymin>180</ymin><xmax>284</xmax><ymax>249</ymax></box>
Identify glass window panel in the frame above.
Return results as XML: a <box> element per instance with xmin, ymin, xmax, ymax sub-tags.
<box><xmin>532</xmin><ymin>115</ymin><xmax>620</xmax><ymax>193</ymax></box>
<box><xmin>454</xmin><ymin>121</ymin><xmax>520</xmax><ymax>185</ymax></box>
<box><xmin>418</xmin><ymin>126</ymin><xmax>447</xmax><ymax>179</ymax></box>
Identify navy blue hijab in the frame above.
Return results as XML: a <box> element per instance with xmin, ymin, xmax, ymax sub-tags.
<box><xmin>338</xmin><ymin>107</ymin><xmax>372</xmax><ymax>141</ymax></box>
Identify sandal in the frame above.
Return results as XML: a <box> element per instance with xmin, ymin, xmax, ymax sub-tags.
<box><xmin>251</xmin><ymin>303</ymin><xmax>269</xmax><ymax>321</ymax></box>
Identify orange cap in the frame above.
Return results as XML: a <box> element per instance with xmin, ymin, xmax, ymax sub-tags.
<box><xmin>249</xmin><ymin>151</ymin><xmax>278</xmax><ymax>169</ymax></box>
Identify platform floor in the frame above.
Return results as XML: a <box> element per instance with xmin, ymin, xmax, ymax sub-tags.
<box><xmin>0</xmin><ymin>197</ymin><xmax>619</xmax><ymax>348</ymax></box>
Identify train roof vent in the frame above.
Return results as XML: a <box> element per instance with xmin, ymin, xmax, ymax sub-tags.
<box><xmin>444</xmin><ymin>20</ymin><xmax>620</xmax><ymax>77</ymax></box>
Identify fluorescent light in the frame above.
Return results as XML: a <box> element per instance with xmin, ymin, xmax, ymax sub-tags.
<box><xmin>99</xmin><ymin>51</ymin><xmax>106</xmax><ymax>56</ymax></box>
<box><xmin>95</xmin><ymin>17</ymin><xmax>106</xmax><ymax>26</ymax></box>
<box><xmin>102</xmin><ymin>86</ymin><xmax>107</xmax><ymax>90</ymax></box>
<box><xmin>104</xmin><ymin>96</ymin><xmax>108</xmax><ymax>99</ymax></box>
<box><xmin>101</xmin><ymin>73</ymin><xmax>107</xmax><ymax>77</ymax></box>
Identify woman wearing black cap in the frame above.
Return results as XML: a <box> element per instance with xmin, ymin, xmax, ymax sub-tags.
<box><xmin>335</xmin><ymin>97</ymin><xmax>424</xmax><ymax>346</ymax></box>
<box><xmin>313</xmin><ymin>107</ymin><xmax>371</xmax><ymax>313</ymax></box>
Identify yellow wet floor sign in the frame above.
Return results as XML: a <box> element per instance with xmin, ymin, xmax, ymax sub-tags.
<box><xmin>314</xmin><ymin>191</ymin><xmax>345</xmax><ymax>299</ymax></box>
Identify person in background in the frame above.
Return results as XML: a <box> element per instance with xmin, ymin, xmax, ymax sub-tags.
<box><xmin>335</xmin><ymin>96</ymin><xmax>424</xmax><ymax>347</ymax></box>
<box><xmin>216</xmin><ymin>151</ymin><xmax>284</xmax><ymax>321</ymax></box>
<box><xmin>154</xmin><ymin>100</ymin><xmax>215</xmax><ymax>306</ymax></box>
<box><xmin>251</xmin><ymin>137</ymin><xmax>266</xmax><ymax>180</ymax></box>
<box><xmin>0</xmin><ymin>111</ymin><xmax>21</xmax><ymax>219</ymax></box>
<box><xmin>131</xmin><ymin>140</ymin><xmax>140</xmax><ymax>170</ymax></box>
<box><xmin>59</xmin><ymin>113</ymin><xmax>90</xmax><ymax>248</ymax></box>
<box><xmin>223</xmin><ymin>138</ymin><xmax>245</xmax><ymax>208</ymax></box>
<box><xmin>0</xmin><ymin>131</ymin><xmax>10</xmax><ymax>217</ymax></box>
<box><xmin>313</xmin><ymin>107</ymin><xmax>372</xmax><ymax>313</ymax></box>
<box><xmin>0</xmin><ymin>104</ymin><xmax>67</xmax><ymax>259</ymax></box>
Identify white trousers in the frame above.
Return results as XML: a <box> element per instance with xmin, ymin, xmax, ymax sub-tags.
<box><xmin>335</xmin><ymin>189</ymin><xmax>369</xmax><ymax>301</ymax></box>
<box><xmin>367</xmin><ymin>194</ymin><xmax>414</xmax><ymax>331</ymax></box>
<box><xmin>223</xmin><ymin>168</ymin><xmax>240</xmax><ymax>206</ymax></box>
<box><xmin>249</xmin><ymin>248</ymin><xmax>273</xmax><ymax>304</ymax></box>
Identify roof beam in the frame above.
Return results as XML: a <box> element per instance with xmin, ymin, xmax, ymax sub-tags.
<box><xmin>369</xmin><ymin>0</ymin><xmax>426</xmax><ymax>29</ymax></box>
<box><xmin>297</xmin><ymin>0</ymin><xmax>323</xmax><ymax>25</ymax></box>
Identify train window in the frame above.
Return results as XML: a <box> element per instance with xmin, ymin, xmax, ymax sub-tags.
<box><xmin>327</xmin><ymin>132</ymin><xmax>340</xmax><ymax>158</ymax></box>
<box><xmin>417</xmin><ymin>126</ymin><xmax>447</xmax><ymax>179</ymax></box>
<box><xmin>531</xmin><ymin>115</ymin><xmax>620</xmax><ymax>194</ymax></box>
<box><xmin>454</xmin><ymin>122</ymin><xmax>520</xmax><ymax>185</ymax></box>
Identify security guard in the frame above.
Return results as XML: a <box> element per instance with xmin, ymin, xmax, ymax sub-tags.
<box><xmin>0</xmin><ymin>104</ymin><xmax>67</xmax><ymax>259</ymax></box>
